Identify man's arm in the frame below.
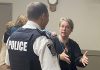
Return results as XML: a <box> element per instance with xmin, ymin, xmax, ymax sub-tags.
<box><xmin>33</xmin><ymin>36</ymin><xmax>61</xmax><ymax>70</ymax></box>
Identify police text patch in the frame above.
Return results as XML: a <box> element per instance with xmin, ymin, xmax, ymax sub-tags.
<box><xmin>7</xmin><ymin>40</ymin><xmax>28</xmax><ymax>51</ymax></box>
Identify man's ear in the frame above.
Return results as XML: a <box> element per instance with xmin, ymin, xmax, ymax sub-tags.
<box><xmin>41</xmin><ymin>13</ymin><xmax>45</xmax><ymax>18</ymax></box>
<box><xmin>40</xmin><ymin>13</ymin><xmax>45</xmax><ymax>24</ymax></box>
<box><xmin>38</xmin><ymin>13</ymin><xmax>43</xmax><ymax>21</ymax></box>
<box><xmin>40</xmin><ymin>13</ymin><xmax>45</xmax><ymax>21</ymax></box>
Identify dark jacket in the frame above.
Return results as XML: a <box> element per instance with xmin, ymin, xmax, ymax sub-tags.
<box><xmin>52</xmin><ymin>37</ymin><xmax>84</xmax><ymax>70</ymax></box>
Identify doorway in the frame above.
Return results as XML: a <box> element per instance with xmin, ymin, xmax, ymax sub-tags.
<box><xmin>0</xmin><ymin>3</ymin><xmax>12</xmax><ymax>48</ymax></box>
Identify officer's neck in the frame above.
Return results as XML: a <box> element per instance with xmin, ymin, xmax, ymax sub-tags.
<box><xmin>32</xmin><ymin>19</ymin><xmax>44</xmax><ymax>30</ymax></box>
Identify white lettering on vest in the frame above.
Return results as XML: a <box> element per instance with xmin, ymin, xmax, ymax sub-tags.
<box><xmin>7</xmin><ymin>40</ymin><xmax>28</xmax><ymax>51</ymax></box>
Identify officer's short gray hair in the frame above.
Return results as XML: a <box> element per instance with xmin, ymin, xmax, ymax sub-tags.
<box><xmin>27</xmin><ymin>2</ymin><xmax>48</xmax><ymax>20</ymax></box>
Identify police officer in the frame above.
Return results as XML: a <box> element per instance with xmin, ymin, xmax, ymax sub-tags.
<box><xmin>6</xmin><ymin>2</ymin><xmax>61</xmax><ymax>70</ymax></box>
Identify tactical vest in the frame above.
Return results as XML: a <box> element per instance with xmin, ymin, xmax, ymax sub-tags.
<box><xmin>7</xmin><ymin>28</ymin><xmax>44</xmax><ymax>70</ymax></box>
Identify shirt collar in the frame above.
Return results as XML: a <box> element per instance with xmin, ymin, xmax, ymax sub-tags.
<box><xmin>22</xmin><ymin>20</ymin><xmax>41</xmax><ymax>30</ymax></box>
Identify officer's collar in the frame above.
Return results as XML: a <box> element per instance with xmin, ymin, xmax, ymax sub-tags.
<box><xmin>22</xmin><ymin>20</ymin><xmax>42</xmax><ymax>30</ymax></box>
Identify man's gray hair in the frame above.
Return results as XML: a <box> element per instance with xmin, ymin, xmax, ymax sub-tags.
<box><xmin>27</xmin><ymin>2</ymin><xmax>48</xmax><ymax>20</ymax></box>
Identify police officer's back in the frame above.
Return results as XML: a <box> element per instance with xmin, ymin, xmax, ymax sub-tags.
<box><xmin>6</xmin><ymin>2</ymin><xmax>61</xmax><ymax>70</ymax></box>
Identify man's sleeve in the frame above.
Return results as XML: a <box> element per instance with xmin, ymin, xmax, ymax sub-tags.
<box><xmin>33</xmin><ymin>36</ymin><xmax>61</xmax><ymax>70</ymax></box>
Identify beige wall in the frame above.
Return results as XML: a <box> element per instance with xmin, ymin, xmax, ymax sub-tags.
<box><xmin>0</xmin><ymin>0</ymin><xmax>100</xmax><ymax>51</ymax></box>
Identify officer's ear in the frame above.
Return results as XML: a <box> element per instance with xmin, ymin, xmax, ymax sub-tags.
<box><xmin>39</xmin><ymin>13</ymin><xmax>44</xmax><ymax>22</ymax></box>
<box><xmin>41</xmin><ymin>13</ymin><xmax>46</xmax><ymax>19</ymax></box>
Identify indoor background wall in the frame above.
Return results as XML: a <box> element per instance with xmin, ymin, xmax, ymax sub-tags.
<box><xmin>0</xmin><ymin>0</ymin><xmax>100</xmax><ymax>70</ymax></box>
<box><xmin>0</xmin><ymin>0</ymin><xmax>100</xmax><ymax>50</ymax></box>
